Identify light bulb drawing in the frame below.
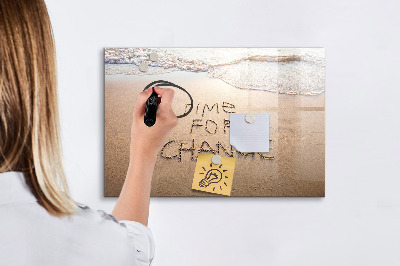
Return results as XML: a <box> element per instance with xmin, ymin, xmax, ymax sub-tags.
<box><xmin>198</xmin><ymin>162</ymin><xmax>229</xmax><ymax>191</ymax></box>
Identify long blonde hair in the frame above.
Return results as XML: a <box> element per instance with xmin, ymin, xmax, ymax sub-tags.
<box><xmin>0</xmin><ymin>0</ymin><xmax>76</xmax><ymax>216</ymax></box>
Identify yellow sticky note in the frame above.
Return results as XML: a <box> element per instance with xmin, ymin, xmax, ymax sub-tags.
<box><xmin>192</xmin><ymin>153</ymin><xmax>236</xmax><ymax>196</ymax></box>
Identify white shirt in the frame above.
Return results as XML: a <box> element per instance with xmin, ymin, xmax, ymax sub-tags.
<box><xmin>0</xmin><ymin>171</ymin><xmax>155</xmax><ymax>266</ymax></box>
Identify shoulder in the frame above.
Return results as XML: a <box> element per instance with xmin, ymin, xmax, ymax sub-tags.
<box><xmin>73</xmin><ymin>203</ymin><xmax>155</xmax><ymax>265</ymax></box>
<box><xmin>0</xmin><ymin>201</ymin><xmax>154</xmax><ymax>265</ymax></box>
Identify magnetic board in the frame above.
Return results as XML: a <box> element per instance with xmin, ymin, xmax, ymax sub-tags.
<box><xmin>104</xmin><ymin>48</ymin><xmax>325</xmax><ymax>197</ymax></box>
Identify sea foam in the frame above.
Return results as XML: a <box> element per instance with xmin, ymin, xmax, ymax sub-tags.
<box><xmin>105</xmin><ymin>48</ymin><xmax>325</xmax><ymax>95</ymax></box>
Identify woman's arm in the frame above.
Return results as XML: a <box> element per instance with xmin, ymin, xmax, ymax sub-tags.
<box><xmin>112</xmin><ymin>87</ymin><xmax>178</xmax><ymax>226</ymax></box>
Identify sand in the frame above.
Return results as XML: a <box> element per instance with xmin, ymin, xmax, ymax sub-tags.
<box><xmin>105</xmin><ymin>71</ymin><xmax>325</xmax><ymax>197</ymax></box>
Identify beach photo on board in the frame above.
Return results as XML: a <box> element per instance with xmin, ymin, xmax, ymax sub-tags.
<box><xmin>104</xmin><ymin>48</ymin><xmax>325</xmax><ymax>197</ymax></box>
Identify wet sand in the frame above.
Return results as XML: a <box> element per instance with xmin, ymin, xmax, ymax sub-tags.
<box><xmin>105</xmin><ymin>71</ymin><xmax>325</xmax><ymax>197</ymax></box>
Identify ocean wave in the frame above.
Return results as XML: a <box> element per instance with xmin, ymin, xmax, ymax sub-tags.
<box><xmin>105</xmin><ymin>48</ymin><xmax>325</xmax><ymax>95</ymax></box>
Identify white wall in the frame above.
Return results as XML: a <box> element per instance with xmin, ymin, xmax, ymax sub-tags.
<box><xmin>46</xmin><ymin>0</ymin><xmax>400</xmax><ymax>265</ymax></box>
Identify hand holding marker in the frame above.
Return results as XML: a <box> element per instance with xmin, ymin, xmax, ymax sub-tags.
<box><xmin>133</xmin><ymin>80</ymin><xmax>192</xmax><ymax>156</ymax></box>
<box><xmin>130</xmin><ymin>86</ymin><xmax>178</xmax><ymax>157</ymax></box>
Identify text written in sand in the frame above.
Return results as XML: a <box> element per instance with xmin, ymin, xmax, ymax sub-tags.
<box><xmin>160</xmin><ymin>101</ymin><xmax>274</xmax><ymax>162</ymax></box>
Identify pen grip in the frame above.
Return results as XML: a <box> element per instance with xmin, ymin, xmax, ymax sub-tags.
<box><xmin>144</xmin><ymin>88</ymin><xmax>158</xmax><ymax>127</ymax></box>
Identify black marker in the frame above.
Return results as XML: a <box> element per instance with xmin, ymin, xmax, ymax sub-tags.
<box><xmin>144</xmin><ymin>87</ymin><xmax>158</xmax><ymax>127</ymax></box>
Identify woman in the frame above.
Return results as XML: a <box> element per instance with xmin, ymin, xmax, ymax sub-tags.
<box><xmin>0</xmin><ymin>0</ymin><xmax>178</xmax><ymax>265</ymax></box>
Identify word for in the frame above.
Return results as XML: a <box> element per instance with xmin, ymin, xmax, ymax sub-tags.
<box><xmin>190</xmin><ymin>119</ymin><xmax>230</xmax><ymax>134</ymax></box>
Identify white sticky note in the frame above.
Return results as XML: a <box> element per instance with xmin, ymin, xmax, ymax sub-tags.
<box><xmin>230</xmin><ymin>113</ymin><xmax>269</xmax><ymax>152</ymax></box>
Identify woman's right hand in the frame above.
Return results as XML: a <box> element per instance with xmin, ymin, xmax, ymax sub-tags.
<box><xmin>114</xmin><ymin>86</ymin><xmax>177</xmax><ymax>224</ymax></box>
<box><xmin>130</xmin><ymin>87</ymin><xmax>178</xmax><ymax>158</ymax></box>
